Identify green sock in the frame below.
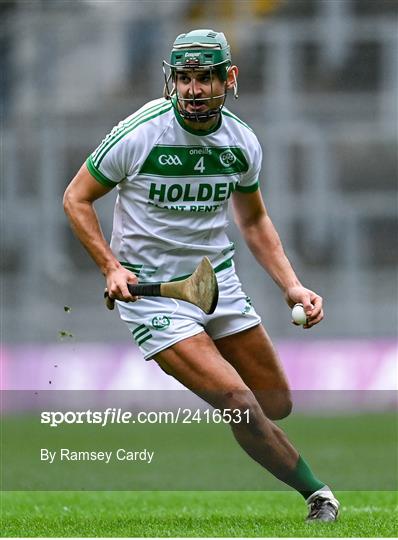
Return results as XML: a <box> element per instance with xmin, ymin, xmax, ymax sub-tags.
<box><xmin>284</xmin><ymin>455</ymin><xmax>326</xmax><ymax>500</ymax></box>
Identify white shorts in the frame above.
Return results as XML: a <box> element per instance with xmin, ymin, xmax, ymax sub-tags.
<box><xmin>117</xmin><ymin>267</ymin><xmax>261</xmax><ymax>360</ymax></box>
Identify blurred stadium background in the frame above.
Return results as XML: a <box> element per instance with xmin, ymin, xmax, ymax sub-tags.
<box><xmin>1</xmin><ymin>0</ymin><xmax>397</xmax><ymax>392</ymax></box>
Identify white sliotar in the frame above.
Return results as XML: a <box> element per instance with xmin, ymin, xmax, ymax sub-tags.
<box><xmin>291</xmin><ymin>303</ymin><xmax>307</xmax><ymax>325</ymax></box>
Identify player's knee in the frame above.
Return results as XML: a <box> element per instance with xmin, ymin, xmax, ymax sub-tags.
<box><xmin>255</xmin><ymin>389</ymin><xmax>293</xmax><ymax>420</ymax></box>
<box><xmin>266</xmin><ymin>397</ymin><xmax>293</xmax><ymax>420</ymax></box>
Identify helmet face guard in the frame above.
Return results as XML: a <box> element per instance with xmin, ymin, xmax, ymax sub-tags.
<box><xmin>163</xmin><ymin>30</ymin><xmax>238</xmax><ymax>123</ymax></box>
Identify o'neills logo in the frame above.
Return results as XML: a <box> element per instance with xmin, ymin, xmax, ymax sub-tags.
<box><xmin>219</xmin><ymin>150</ymin><xmax>236</xmax><ymax>167</ymax></box>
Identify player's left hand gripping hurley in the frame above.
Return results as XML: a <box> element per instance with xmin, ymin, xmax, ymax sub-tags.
<box><xmin>104</xmin><ymin>257</ymin><xmax>219</xmax><ymax>314</ymax></box>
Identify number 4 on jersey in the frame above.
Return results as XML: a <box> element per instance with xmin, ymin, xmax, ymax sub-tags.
<box><xmin>194</xmin><ymin>157</ymin><xmax>205</xmax><ymax>173</ymax></box>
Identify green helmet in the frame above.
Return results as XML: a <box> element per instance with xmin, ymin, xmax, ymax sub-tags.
<box><xmin>163</xmin><ymin>29</ymin><xmax>237</xmax><ymax>122</ymax></box>
<box><xmin>170</xmin><ymin>29</ymin><xmax>231</xmax><ymax>81</ymax></box>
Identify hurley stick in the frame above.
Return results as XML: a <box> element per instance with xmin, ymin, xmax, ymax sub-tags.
<box><xmin>104</xmin><ymin>256</ymin><xmax>219</xmax><ymax>314</ymax></box>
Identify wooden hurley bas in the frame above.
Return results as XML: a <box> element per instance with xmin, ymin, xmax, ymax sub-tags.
<box><xmin>105</xmin><ymin>256</ymin><xmax>219</xmax><ymax>314</ymax></box>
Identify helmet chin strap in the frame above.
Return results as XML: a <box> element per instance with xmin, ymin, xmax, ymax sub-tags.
<box><xmin>178</xmin><ymin>108</ymin><xmax>221</xmax><ymax>122</ymax></box>
<box><xmin>176</xmin><ymin>93</ymin><xmax>227</xmax><ymax>123</ymax></box>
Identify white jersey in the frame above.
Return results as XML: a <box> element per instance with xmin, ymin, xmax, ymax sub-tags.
<box><xmin>87</xmin><ymin>98</ymin><xmax>262</xmax><ymax>282</ymax></box>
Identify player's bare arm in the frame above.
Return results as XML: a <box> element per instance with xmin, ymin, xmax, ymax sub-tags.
<box><xmin>63</xmin><ymin>164</ymin><xmax>138</xmax><ymax>302</ymax></box>
<box><xmin>232</xmin><ymin>189</ymin><xmax>323</xmax><ymax>328</ymax></box>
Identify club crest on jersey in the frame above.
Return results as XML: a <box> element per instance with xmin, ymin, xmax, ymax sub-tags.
<box><xmin>219</xmin><ymin>149</ymin><xmax>237</xmax><ymax>167</ymax></box>
<box><xmin>158</xmin><ymin>154</ymin><xmax>183</xmax><ymax>166</ymax></box>
<box><xmin>151</xmin><ymin>315</ymin><xmax>171</xmax><ymax>330</ymax></box>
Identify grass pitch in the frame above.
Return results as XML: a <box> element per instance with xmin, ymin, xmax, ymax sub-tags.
<box><xmin>2</xmin><ymin>411</ymin><xmax>397</xmax><ymax>536</ymax></box>
<box><xmin>1</xmin><ymin>490</ymin><xmax>397</xmax><ymax>537</ymax></box>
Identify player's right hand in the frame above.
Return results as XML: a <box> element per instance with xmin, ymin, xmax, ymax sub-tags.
<box><xmin>105</xmin><ymin>267</ymin><xmax>139</xmax><ymax>303</ymax></box>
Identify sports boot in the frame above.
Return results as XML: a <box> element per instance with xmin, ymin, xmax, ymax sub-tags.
<box><xmin>306</xmin><ymin>494</ymin><xmax>340</xmax><ymax>522</ymax></box>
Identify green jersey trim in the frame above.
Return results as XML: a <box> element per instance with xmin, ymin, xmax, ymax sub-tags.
<box><xmin>86</xmin><ymin>156</ymin><xmax>119</xmax><ymax>188</ymax></box>
<box><xmin>235</xmin><ymin>180</ymin><xmax>259</xmax><ymax>193</ymax></box>
<box><xmin>120</xmin><ymin>256</ymin><xmax>233</xmax><ymax>283</ymax></box>
<box><xmin>91</xmin><ymin>100</ymin><xmax>168</xmax><ymax>165</ymax></box>
<box><xmin>92</xmin><ymin>102</ymin><xmax>172</xmax><ymax>168</ymax></box>
<box><xmin>222</xmin><ymin>109</ymin><xmax>254</xmax><ymax>133</ymax></box>
<box><xmin>119</xmin><ymin>262</ymin><xmax>157</xmax><ymax>280</ymax></box>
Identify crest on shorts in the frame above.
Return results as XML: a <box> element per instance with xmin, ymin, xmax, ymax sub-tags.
<box><xmin>151</xmin><ymin>315</ymin><xmax>171</xmax><ymax>330</ymax></box>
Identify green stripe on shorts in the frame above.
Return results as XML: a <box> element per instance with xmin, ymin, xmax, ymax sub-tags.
<box><xmin>132</xmin><ymin>324</ymin><xmax>153</xmax><ymax>346</ymax></box>
<box><xmin>132</xmin><ymin>324</ymin><xmax>146</xmax><ymax>336</ymax></box>
<box><xmin>134</xmin><ymin>328</ymin><xmax>151</xmax><ymax>341</ymax></box>
<box><xmin>136</xmin><ymin>332</ymin><xmax>152</xmax><ymax>346</ymax></box>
